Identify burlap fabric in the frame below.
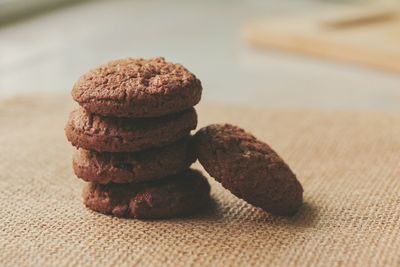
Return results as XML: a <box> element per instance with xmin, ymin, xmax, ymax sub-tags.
<box><xmin>1</xmin><ymin>95</ymin><xmax>399</xmax><ymax>267</ymax></box>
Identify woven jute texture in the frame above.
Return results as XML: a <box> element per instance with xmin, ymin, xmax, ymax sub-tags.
<box><xmin>1</xmin><ymin>95</ymin><xmax>400</xmax><ymax>267</ymax></box>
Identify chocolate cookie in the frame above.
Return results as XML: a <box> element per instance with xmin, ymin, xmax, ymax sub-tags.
<box><xmin>65</xmin><ymin>107</ymin><xmax>197</xmax><ymax>152</ymax></box>
<box><xmin>73</xmin><ymin>138</ymin><xmax>196</xmax><ymax>184</ymax></box>
<box><xmin>194</xmin><ymin>124</ymin><xmax>303</xmax><ymax>216</ymax></box>
<box><xmin>83</xmin><ymin>169</ymin><xmax>211</xmax><ymax>219</ymax></box>
<box><xmin>72</xmin><ymin>57</ymin><xmax>202</xmax><ymax>118</ymax></box>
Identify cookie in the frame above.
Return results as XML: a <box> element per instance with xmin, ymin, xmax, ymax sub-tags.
<box><xmin>65</xmin><ymin>107</ymin><xmax>197</xmax><ymax>152</ymax></box>
<box><xmin>83</xmin><ymin>169</ymin><xmax>211</xmax><ymax>219</ymax></box>
<box><xmin>194</xmin><ymin>124</ymin><xmax>303</xmax><ymax>216</ymax></box>
<box><xmin>72</xmin><ymin>57</ymin><xmax>202</xmax><ymax>118</ymax></box>
<box><xmin>73</xmin><ymin>138</ymin><xmax>196</xmax><ymax>184</ymax></box>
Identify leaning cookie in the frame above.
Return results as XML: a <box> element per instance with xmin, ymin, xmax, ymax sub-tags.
<box><xmin>83</xmin><ymin>169</ymin><xmax>211</xmax><ymax>219</ymax></box>
<box><xmin>65</xmin><ymin>107</ymin><xmax>197</xmax><ymax>152</ymax></box>
<box><xmin>72</xmin><ymin>57</ymin><xmax>202</xmax><ymax>118</ymax></box>
<box><xmin>73</xmin><ymin>138</ymin><xmax>196</xmax><ymax>184</ymax></box>
<box><xmin>194</xmin><ymin>124</ymin><xmax>303</xmax><ymax>216</ymax></box>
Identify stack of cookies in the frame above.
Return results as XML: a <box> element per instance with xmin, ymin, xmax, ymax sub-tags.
<box><xmin>65</xmin><ymin>57</ymin><xmax>211</xmax><ymax>219</ymax></box>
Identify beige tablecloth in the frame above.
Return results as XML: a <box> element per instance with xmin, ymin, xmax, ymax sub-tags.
<box><xmin>1</xmin><ymin>95</ymin><xmax>399</xmax><ymax>267</ymax></box>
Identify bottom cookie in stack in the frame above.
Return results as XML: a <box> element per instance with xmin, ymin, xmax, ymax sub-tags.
<box><xmin>83</xmin><ymin>169</ymin><xmax>211</xmax><ymax>219</ymax></box>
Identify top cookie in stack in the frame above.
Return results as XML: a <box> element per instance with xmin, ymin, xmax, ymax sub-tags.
<box><xmin>71</xmin><ymin>57</ymin><xmax>202</xmax><ymax>118</ymax></box>
<box><xmin>65</xmin><ymin>58</ymin><xmax>210</xmax><ymax>219</ymax></box>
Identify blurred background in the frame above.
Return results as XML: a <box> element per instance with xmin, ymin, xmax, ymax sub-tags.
<box><xmin>1</xmin><ymin>0</ymin><xmax>400</xmax><ymax>111</ymax></box>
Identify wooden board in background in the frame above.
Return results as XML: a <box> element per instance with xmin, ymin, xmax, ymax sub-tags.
<box><xmin>243</xmin><ymin>5</ymin><xmax>400</xmax><ymax>73</ymax></box>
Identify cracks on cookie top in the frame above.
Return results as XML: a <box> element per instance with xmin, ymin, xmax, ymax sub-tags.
<box><xmin>73</xmin><ymin>57</ymin><xmax>200</xmax><ymax>103</ymax></box>
<box><xmin>196</xmin><ymin>123</ymin><xmax>292</xmax><ymax>182</ymax></box>
<box><xmin>202</xmin><ymin>124</ymin><xmax>285</xmax><ymax>165</ymax></box>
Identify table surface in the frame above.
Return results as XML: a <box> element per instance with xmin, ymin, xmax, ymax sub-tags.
<box><xmin>1</xmin><ymin>0</ymin><xmax>400</xmax><ymax>111</ymax></box>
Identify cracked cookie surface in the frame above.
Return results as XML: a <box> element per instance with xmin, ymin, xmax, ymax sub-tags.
<box><xmin>65</xmin><ymin>107</ymin><xmax>197</xmax><ymax>152</ymax></box>
<box><xmin>73</xmin><ymin>137</ymin><xmax>196</xmax><ymax>184</ymax></box>
<box><xmin>194</xmin><ymin>124</ymin><xmax>303</xmax><ymax>216</ymax></box>
<box><xmin>72</xmin><ymin>57</ymin><xmax>202</xmax><ymax>118</ymax></box>
<box><xmin>83</xmin><ymin>169</ymin><xmax>211</xmax><ymax>219</ymax></box>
